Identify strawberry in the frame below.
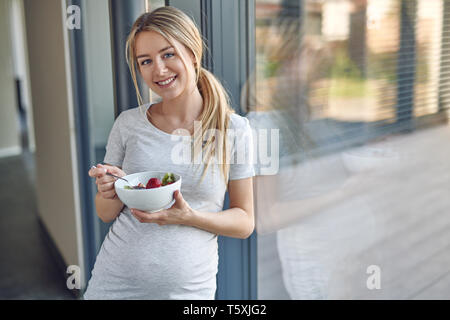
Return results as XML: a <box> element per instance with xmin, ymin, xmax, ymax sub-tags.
<box><xmin>146</xmin><ymin>177</ymin><xmax>162</xmax><ymax>189</ymax></box>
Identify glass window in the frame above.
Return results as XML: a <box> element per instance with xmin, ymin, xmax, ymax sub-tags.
<box><xmin>253</xmin><ymin>0</ymin><xmax>450</xmax><ymax>300</ymax></box>
<box><xmin>415</xmin><ymin>0</ymin><xmax>443</xmax><ymax>117</ymax></box>
<box><xmin>81</xmin><ymin>0</ymin><xmax>115</xmax><ymax>163</ymax></box>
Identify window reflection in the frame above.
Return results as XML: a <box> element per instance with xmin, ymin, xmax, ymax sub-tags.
<box><xmin>253</xmin><ymin>0</ymin><xmax>450</xmax><ymax>299</ymax></box>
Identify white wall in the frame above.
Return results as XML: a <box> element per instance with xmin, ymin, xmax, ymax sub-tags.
<box><xmin>0</xmin><ymin>0</ymin><xmax>21</xmax><ymax>158</ymax></box>
<box><xmin>23</xmin><ymin>0</ymin><xmax>83</xmax><ymax>278</ymax></box>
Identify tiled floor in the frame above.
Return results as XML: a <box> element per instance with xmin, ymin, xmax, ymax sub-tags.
<box><xmin>0</xmin><ymin>151</ymin><xmax>75</xmax><ymax>300</ymax></box>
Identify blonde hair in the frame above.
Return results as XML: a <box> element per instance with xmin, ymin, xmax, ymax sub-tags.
<box><xmin>125</xmin><ymin>6</ymin><xmax>235</xmax><ymax>185</ymax></box>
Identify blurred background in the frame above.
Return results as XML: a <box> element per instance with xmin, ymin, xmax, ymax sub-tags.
<box><xmin>0</xmin><ymin>0</ymin><xmax>449</xmax><ymax>300</ymax></box>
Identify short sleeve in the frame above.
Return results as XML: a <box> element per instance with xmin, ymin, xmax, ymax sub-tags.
<box><xmin>103</xmin><ymin>113</ymin><xmax>126</xmax><ymax>167</ymax></box>
<box><xmin>229</xmin><ymin>115</ymin><xmax>256</xmax><ymax>181</ymax></box>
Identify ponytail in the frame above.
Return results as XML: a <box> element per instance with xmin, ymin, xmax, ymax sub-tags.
<box><xmin>194</xmin><ymin>67</ymin><xmax>235</xmax><ymax>186</ymax></box>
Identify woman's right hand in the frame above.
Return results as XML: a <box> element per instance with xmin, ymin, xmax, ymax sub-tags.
<box><xmin>88</xmin><ymin>164</ymin><xmax>126</xmax><ymax>200</ymax></box>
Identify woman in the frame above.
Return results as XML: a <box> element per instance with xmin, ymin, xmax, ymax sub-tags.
<box><xmin>83</xmin><ymin>6</ymin><xmax>255</xmax><ymax>299</ymax></box>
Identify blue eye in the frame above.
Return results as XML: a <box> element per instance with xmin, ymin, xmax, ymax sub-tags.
<box><xmin>164</xmin><ymin>52</ymin><xmax>175</xmax><ymax>59</ymax></box>
<box><xmin>140</xmin><ymin>59</ymin><xmax>152</xmax><ymax>66</ymax></box>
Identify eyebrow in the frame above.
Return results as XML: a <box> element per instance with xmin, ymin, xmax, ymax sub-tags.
<box><xmin>136</xmin><ymin>46</ymin><xmax>174</xmax><ymax>59</ymax></box>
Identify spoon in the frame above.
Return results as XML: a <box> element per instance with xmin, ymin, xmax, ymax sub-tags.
<box><xmin>106</xmin><ymin>172</ymin><xmax>146</xmax><ymax>189</ymax></box>
<box><xmin>92</xmin><ymin>165</ymin><xmax>145</xmax><ymax>189</ymax></box>
<box><xmin>105</xmin><ymin>172</ymin><xmax>130</xmax><ymax>183</ymax></box>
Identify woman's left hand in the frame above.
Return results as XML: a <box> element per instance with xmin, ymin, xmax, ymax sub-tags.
<box><xmin>130</xmin><ymin>190</ymin><xmax>194</xmax><ymax>226</ymax></box>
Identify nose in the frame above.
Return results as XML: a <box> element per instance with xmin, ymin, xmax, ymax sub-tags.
<box><xmin>154</xmin><ymin>58</ymin><xmax>168</xmax><ymax>76</ymax></box>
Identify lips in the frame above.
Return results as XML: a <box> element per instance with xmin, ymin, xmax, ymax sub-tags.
<box><xmin>155</xmin><ymin>75</ymin><xmax>177</xmax><ymax>87</ymax></box>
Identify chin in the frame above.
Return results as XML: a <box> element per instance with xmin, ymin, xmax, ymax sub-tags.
<box><xmin>158</xmin><ymin>90</ymin><xmax>185</xmax><ymax>102</ymax></box>
<box><xmin>158</xmin><ymin>93</ymin><xmax>178</xmax><ymax>102</ymax></box>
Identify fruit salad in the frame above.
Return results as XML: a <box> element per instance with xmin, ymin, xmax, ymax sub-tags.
<box><xmin>123</xmin><ymin>183</ymin><xmax>145</xmax><ymax>190</ymax></box>
<box><xmin>124</xmin><ymin>173</ymin><xmax>176</xmax><ymax>190</ymax></box>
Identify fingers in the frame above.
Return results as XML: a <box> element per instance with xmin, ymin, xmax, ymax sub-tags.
<box><xmin>97</xmin><ymin>181</ymin><xmax>115</xmax><ymax>192</ymax></box>
<box><xmin>107</xmin><ymin>165</ymin><xmax>126</xmax><ymax>177</ymax></box>
<box><xmin>89</xmin><ymin>164</ymin><xmax>126</xmax><ymax>180</ymax></box>
<box><xmin>97</xmin><ymin>181</ymin><xmax>116</xmax><ymax>199</ymax></box>
<box><xmin>99</xmin><ymin>163</ymin><xmax>126</xmax><ymax>178</ymax></box>
<box><xmin>174</xmin><ymin>190</ymin><xmax>182</xmax><ymax>201</ymax></box>
<box><xmin>101</xmin><ymin>189</ymin><xmax>117</xmax><ymax>199</ymax></box>
<box><xmin>172</xmin><ymin>190</ymin><xmax>185</xmax><ymax>207</ymax></box>
<box><xmin>88</xmin><ymin>166</ymin><xmax>98</xmax><ymax>177</ymax></box>
<box><xmin>89</xmin><ymin>164</ymin><xmax>118</xmax><ymax>199</ymax></box>
<box><xmin>89</xmin><ymin>164</ymin><xmax>117</xmax><ymax>183</ymax></box>
<box><xmin>89</xmin><ymin>165</ymin><xmax>107</xmax><ymax>178</ymax></box>
<box><xmin>96</xmin><ymin>173</ymin><xmax>115</xmax><ymax>185</ymax></box>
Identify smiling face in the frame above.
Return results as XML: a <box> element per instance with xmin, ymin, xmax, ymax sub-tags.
<box><xmin>135</xmin><ymin>31</ymin><xmax>196</xmax><ymax>102</ymax></box>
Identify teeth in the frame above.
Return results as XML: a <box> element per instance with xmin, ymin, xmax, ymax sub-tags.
<box><xmin>158</xmin><ymin>77</ymin><xmax>175</xmax><ymax>85</ymax></box>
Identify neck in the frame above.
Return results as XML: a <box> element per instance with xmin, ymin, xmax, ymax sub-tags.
<box><xmin>161</xmin><ymin>86</ymin><xmax>203</xmax><ymax>123</ymax></box>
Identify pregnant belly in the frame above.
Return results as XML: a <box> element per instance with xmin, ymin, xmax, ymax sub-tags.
<box><xmin>98</xmin><ymin>221</ymin><xmax>218</xmax><ymax>288</ymax></box>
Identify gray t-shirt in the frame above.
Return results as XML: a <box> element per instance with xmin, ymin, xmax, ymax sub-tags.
<box><xmin>83</xmin><ymin>104</ymin><xmax>254</xmax><ymax>300</ymax></box>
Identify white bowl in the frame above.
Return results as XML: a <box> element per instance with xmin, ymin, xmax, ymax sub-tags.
<box><xmin>115</xmin><ymin>171</ymin><xmax>182</xmax><ymax>212</ymax></box>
